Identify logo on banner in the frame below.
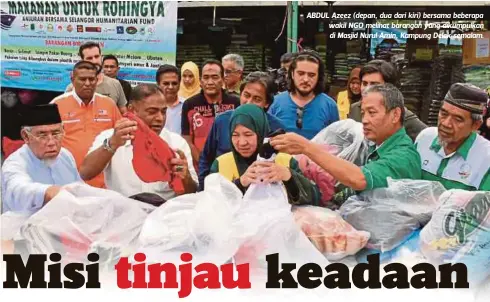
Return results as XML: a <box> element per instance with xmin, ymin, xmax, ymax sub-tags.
<box><xmin>126</xmin><ymin>26</ymin><xmax>137</xmax><ymax>34</ymax></box>
<box><xmin>116</xmin><ymin>26</ymin><xmax>124</xmax><ymax>34</ymax></box>
<box><xmin>67</xmin><ymin>24</ymin><xmax>73</xmax><ymax>32</ymax></box>
<box><xmin>47</xmin><ymin>24</ymin><xmax>53</xmax><ymax>32</ymax></box>
<box><xmin>77</xmin><ymin>25</ymin><xmax>83</xmax><ymax>32</ymax></box>
<box><xmin>86</xmin><ymin>26</ymin><xmax>101</xmax><ymax>33</ymax></box>
<box><xmin>0</xmin><ymin>10</ymin><xmax>16</xmax><ymax>30</ymax></box>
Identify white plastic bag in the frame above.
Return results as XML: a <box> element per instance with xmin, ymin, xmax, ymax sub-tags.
<box><xmin>1</xmin><ymin>211</ymin><xmax>30</xmax><ymax>240</ymax></box>
<box><xmin>139</xmin><ymin>174</ymin><xmax>330</xmax><ymax>277</ymax></box>
<box><xmin>19</xmin><ymin>183</ymin><xmax>155</xmax><ymax>265</ymax></box>
<box><xmin>138</xmin><ymin>174</ymin><xmax>246</xmax><ymax>265</ymax></box>
<box><xmin>234</xmin><ymin>183</ymin><xmax>330</xmax><ymax>276</ymax></box>
<box><xmin>420</xmin><ymin>190</ymin><xmax>490</xmax><ymax>286</ymax></box>
<box><xmin>293</xmin><ymin>206</ymin><xmax>370</xmax><ymax>260</ymax></box>
<box><xmin>311</xmin><ymin>119</ymin><xmax>369</xmax><ymax>165</ymax></box>
<box><xmin>340</xmin><ymin>178</ymin><xmax>446</xmax><ymax>252</ymax></box>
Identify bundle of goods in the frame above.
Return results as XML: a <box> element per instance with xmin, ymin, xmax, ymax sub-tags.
<box><xmin>18</xmin><ymin>183</ymin><xmax>155</xmax><ymax>268</ymax></box>
<box><xmin>334</xmin><ymin>53</ymin><xmax>349</xmax><ymax>82</ymax></box>
<box><xmin>421</xmin><ymin>54</ymin><xmax>465</xmax><ymax>126</ymax></box>
<box><xmin>420</xmin><ymin>189</ymin><xmax>490</xmax><ymax>286</ymax></box>
<box><xmin>399</xmin><ymin>65</ymin><xmax>432</xmax><ymax>117</ymax></box>
<box><xmin>463</xmin><ymin>65</ymin><xmax>490</xmax><ymax>91</ymax></box>
<box><xmin>293</xmin><ymin>206</ymin><xmax>370</xmax><ymax>260</ymax></box>
<box><xmin>176</xmin><ymin>45</ymin><xmax>215</xmax><ymax>70</ymax></box>
<box><xmin>225</xmin><ymin>44</ymin><xmax>273</xmax><ymax>75</ymax></box>
<box><xmin>339</xmin><ymin>178</ymin><xmax>447</xmax><ymax>253</ymax></box>
<box><xmin>375</xmin><ymin>39</ymin><xmax>406</xmax><ymax>63</ymax></box>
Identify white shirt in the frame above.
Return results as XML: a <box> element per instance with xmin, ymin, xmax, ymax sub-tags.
<box><xmin>164</xmin><ymin>96</ymin><xmax>185</xmax><ymax>135</ymax></box>
<box><xmin>88</xmin><ymin>128</ymin><xmax>197</xmax><ymax>200</ymax></box>
<box><xmin>2</xmin><ymin>145</ymin><xmax>82</xmax><ymax>214</ymax></box>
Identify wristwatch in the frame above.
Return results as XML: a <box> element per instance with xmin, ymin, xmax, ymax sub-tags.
<box><xmin>103</xmin><ymin>137</ymin><xmax>116</xmax><ymax>154</ymax></box>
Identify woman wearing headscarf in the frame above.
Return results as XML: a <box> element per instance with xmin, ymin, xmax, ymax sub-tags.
<box><xmin>336</xmin><ymin>66</ymin><xmax>362</xmax><ymax>120</ymax></box>
<box><xmin>178</xmin><ymin>61</ymin><xmax>201</xmax><ymax>99</ymax></box>
<box><xmin>209</xmin><ymin>104</ymin><xmax>320</xmax><ymax>205</ymax></box>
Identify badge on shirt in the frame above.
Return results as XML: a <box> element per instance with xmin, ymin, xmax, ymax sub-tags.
<box><xmin>458</xmin><ymin>163</ymin><xmax>471</xmax><ymax>179</ymax></box>
<box><xmin>98</xmin><ymin>109</ymin><xmax>108</xmax><ymax>116</ymax></box>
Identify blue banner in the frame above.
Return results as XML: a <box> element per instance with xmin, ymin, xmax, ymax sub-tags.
<box><xmin>1</xmin><ymin>1</ymin><xmax>177</xmax><ymax>91</ymax></box>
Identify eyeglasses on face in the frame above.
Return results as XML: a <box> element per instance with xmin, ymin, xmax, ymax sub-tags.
<box><xmin>26</xmin><ymin>129</ymin><xmax>64</xmax><ymax>143</ymax></box>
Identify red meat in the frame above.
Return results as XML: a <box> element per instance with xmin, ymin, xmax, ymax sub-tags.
<box><xmin>125</xmin><ymin>112</ymin><xmax>184</xmax><ymax>195</ymax></box>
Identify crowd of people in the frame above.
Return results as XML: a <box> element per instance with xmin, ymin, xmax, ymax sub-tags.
<box><xmin>2</xmin><ymin>40</ymin><xmax>490</xmax><ymax>220</ymax></box>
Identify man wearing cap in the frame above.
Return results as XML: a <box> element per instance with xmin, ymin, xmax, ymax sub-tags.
<box><xmin>415</xmin><ymin>83</ymin><xmax>490</xmax><ymax>191</ymax></box>
<box><xmin>2</xmin><ymin>104</ymin><xmax>82</xmax><ymax>214</ymax></box>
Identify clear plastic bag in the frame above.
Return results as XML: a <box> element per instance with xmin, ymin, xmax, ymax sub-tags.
<box><xmin>420</xmin><ymin>190</ymin><xmax>490</xmax><ymax>286</ymax></box>
<box><xmin>139</xmin><ymin>174</ymin><xmax>330</xmax><ymax>276</ymax></box>
<box><xmin>339</xmin><ymin>178</ymin><xmax>447</xmax><ymax>252</ymax></box>
<box><xmin>293</xmin><ymin>206</ymin><xmax>370</xmax><ymax>260</ymax></box>
<box><xmin>138</xmin><ymin>173</ymin><xmax>246</xmax><ymax>265</ymax></box>
<box><xmin>311</xmin><ymin>119</ymin><xmax>369</xmax><ymax>166</ymax></box>
<box><xmin>19</xmin><ymin>183</ymin><xmax>155</xmax><ymax>267</ymax></box>
<box><xmin>294</xmin><ymin>145</ymin><xmax>337</xmax><ymax>205</ymax></box>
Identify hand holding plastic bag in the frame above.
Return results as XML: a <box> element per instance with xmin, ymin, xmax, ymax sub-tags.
<box><xmin>311</xmin><ymin>119</ymin><xmax>369</xmax><ymax>166</ymax></box>
<box><xmin>340</xmin><ymin>178</ymin><xmax>446</xmax><ymax>252</ymax></box>
<box><xmin>293</xmin><ymin>206</ymin><xmax>370</xmax><ymax>260</ymax></box>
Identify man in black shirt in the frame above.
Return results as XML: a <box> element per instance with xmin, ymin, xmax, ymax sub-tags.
<box><xmin>102</xmin><ymin>54</ymin><xmax>132</xmax><ymax>101</ymax></box>
<box><xmin>181</xmin><ymin>59</ymin><xmax>240</xmax><ymax>166</ymax></box>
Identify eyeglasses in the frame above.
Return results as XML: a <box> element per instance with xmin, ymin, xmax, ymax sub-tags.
<box><xmin>26</xmin><ymin>129</ymin><xmax>64</xmax><ymax>142</ymax></box>
<box><xmin>224</xmin><ymin>69</ymin><xmax>240</xmax><ymax>76</ymax></box>
<box><xmin>296</xmin><ymin>107</ymin><xmax>305</xmax><ymax>129</ymax></box>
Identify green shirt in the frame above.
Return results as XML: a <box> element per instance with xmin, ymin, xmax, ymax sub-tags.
<box><xmin>361</xmin><ymin>127</ymin><xmax>422</xmax><ymax>190</ymax></box>
<box><xmin>415</xmin><ymin>127</ymin><xmax>490</xmax><ymax>191</ymax></box>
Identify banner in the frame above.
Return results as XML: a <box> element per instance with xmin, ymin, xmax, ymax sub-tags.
<box><xmin>0</xmin><ymin>1</ymin><xmax>177</xmax><ymax>91</ymax></box>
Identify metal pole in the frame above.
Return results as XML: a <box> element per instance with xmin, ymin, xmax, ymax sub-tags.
<box><xmin>287</xmin><ymin>1</ymin><xmax>292</xmax><ymax>53</ymax></box>
<box><xmin>291</xmin><ymin>1</ymin><xmax>298</xmax><ymax>52</ymax></box>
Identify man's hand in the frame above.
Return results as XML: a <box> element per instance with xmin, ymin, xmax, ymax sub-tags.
<box><xmin>44</xmin><ymin>185</ymin><xmax>61</xmax><ymax>203</ymax></box>
<box><xmin>255</xmin><ymin>162</ymin><xmax>292</xmax><ymax>183</ymax></box>
<box><xmin>270</xmin><ymin>133</ymin><xmax>310</xmax><ymax>155</ymax></box>
<box><xmin>110</xmin><ymin>118</ymin><xmax>138</xmax><ymax>149</ymax></box>
<box><xmin>170</xmin><ymin>149</ymin><xmax>190</xmax><ymax>180</ymax></box>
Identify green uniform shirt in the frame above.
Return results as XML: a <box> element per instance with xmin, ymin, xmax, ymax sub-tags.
<box><xmin>361</xmin><ymin>127</ymin><xmax>422</xmax><ymax>190</ymax></box>
<box><xmin>415</xmin><ymin>127</ymin><xmax>490</xmax><ymax>191</ymax></box>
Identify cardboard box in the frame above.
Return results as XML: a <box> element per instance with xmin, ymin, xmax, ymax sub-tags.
<box><xmin>405</xmin><ymin>28</ymin><xmax>439</xmax><ymax>63</ymax></box>
<box><xmin>463</xmin><ymin>31</ymin><xmax>490</xmax><ymax>66</ymax></box>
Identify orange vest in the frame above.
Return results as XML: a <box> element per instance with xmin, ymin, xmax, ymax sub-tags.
<box><xmin>53</xmin><ymin>92</ymin><xmax>122</xmax><ymax>188</ymax></box>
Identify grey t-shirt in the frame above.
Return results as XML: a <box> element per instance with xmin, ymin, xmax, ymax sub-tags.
<box><xmin>66</xmin><ymin>75</ymin><xmax>127</xmax><ymax>108</ymax></box>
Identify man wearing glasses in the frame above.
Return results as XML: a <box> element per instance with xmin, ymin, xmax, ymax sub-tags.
<box><xmin>222</xmin><ymin>54</ymin><xmax>244</xmax><ymax>95</ymax></box>
<box><xmin>2</xmin><ymin>104</ymin><xmax>82</xmax><ymax>214</ymax></box>
<box><xmin>269</xmin><ymin>51</ymin><xmax>339</xmax><ymax>139</ymax></box>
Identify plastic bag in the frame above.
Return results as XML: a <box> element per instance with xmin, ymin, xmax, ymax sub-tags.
<box><xmin>420</xmin><ymin>190</ymin><xmax>490</xmax><ymax>286</ymax></box>
<box><xmin>311</xmin><ymin>119</ymin><xmax>369</xmax><ymax>166</ymax></box>
<box><xmin>234</xmin><ymin>183</ymin><xmax>330</xmax><ymax>277</ymax></box>
<box><xmin>19</xmin><ymin>183</ymin><xmax>155</xmax><ymax>266</ymax></box>
<box><xmin>339</xmin><ymin>178</ymin><xmax>446</xmax><ymax>252</ymax></box>
<box><xmin>293</xmin><ymin>206</ymin><xmax>370</xmax><ymax>260</ymax></box>
<box><xmin>139</xmin><ymin>174</ymin><xmax>330</xmax><ymax>278</ymax></box>
<box><xmin>294</xmin><ymin>145</ymin><xmax>337</xmax><ymax>205</ymax></box>
<box><xmin>138</xmin><ymin>173</ymin><xmax>246</xmax><ymax>265</ymax></box>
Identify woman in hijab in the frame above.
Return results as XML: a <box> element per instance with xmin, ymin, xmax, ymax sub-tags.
<box><xmin>336</xmin><ymin>66</ymin><xmax>362</xmax><ymax>120</ymax></box>
<box><xmin>178</xmin><ymin>61</ymin><xmax>201</xmax><ymax>99</ymax></box>
<box><xmin>209</xmin><ymin>104</ymin><xmax>320</xmax><ymax>205</ymax></box>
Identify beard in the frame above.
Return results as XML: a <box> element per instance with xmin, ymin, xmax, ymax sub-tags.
<box><xmin>42</xmin><ymin>158</ymin><xmax>57</xmax><ymax>168</ymax></box>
